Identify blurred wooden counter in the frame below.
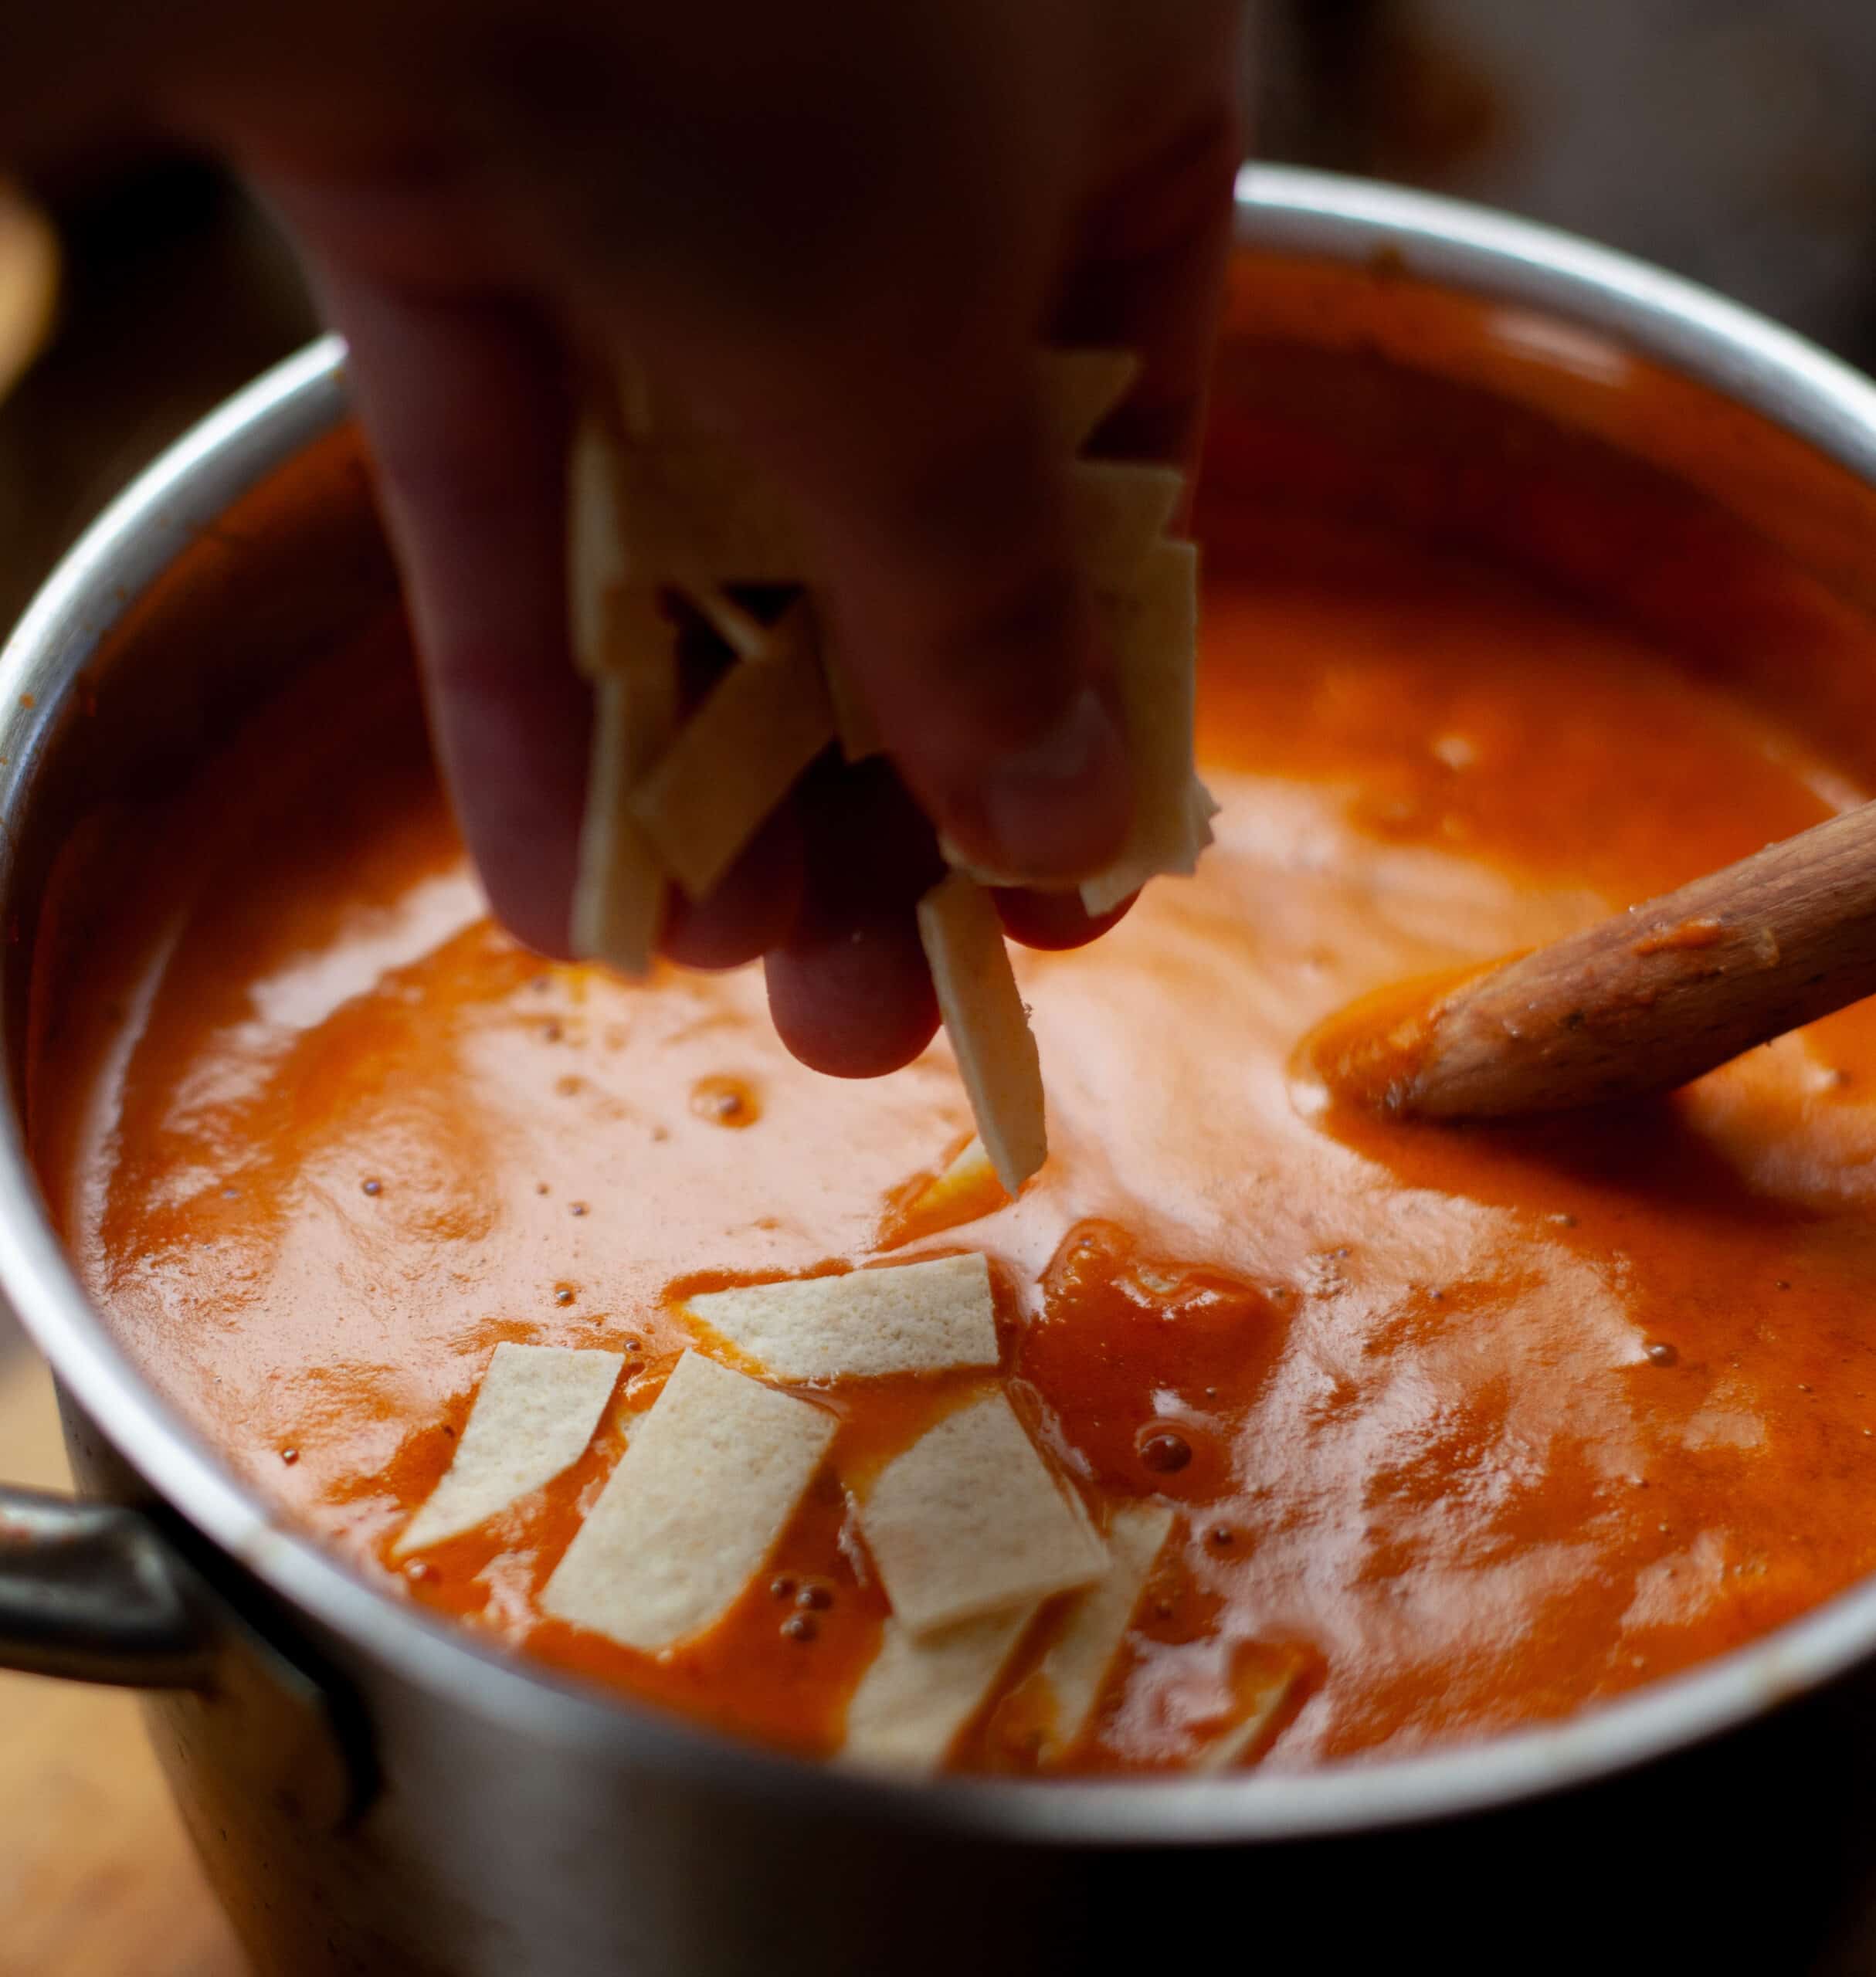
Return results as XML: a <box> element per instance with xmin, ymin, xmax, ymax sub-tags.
<box><xmin>0</xmin><ymin>1348</ymin><xmax>246</xmax><ymax>1977</ymax></box>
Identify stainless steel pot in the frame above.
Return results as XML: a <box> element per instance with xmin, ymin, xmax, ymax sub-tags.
<box><xmin>8</xmin><ymin>168</ymin><xmax>1876</xmax><ymax>1974</ymax></box>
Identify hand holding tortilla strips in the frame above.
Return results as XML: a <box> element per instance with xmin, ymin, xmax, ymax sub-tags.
<box><xmin>565</xmin><ymin>349</ymin><xmax>1213</xmax><ymax>1194</ymax></box>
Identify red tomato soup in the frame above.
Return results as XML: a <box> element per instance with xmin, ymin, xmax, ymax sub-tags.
<box><xmin>32</xmin><ymin>473</ymin><xmax>1876</xmax><ymax>1775</ymax></box>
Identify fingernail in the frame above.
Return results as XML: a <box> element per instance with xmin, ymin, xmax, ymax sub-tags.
<box><xmin>972</xmin><ymin>686</ymin><xmax>1131</xmax><ymax>883</ymax></box>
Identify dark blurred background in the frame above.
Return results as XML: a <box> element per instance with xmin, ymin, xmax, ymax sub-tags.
<box><xmin>1253</xmin><ymin>0</ymin><xmax>1876</xmax><ymax>357</ymax></box>
<box><xmin>3</xmin><ymin>0</ymin><xmax>1876</xmax><ymax>638</ymax></box>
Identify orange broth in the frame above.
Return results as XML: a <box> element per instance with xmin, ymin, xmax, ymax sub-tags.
<box><xmin>32</xmin><ymin>508</ymin><xmax>1876</xmax><ymax>1775</ymax></box>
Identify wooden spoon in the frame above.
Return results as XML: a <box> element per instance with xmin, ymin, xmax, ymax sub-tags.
<box><xmin>1362</xmin><ymin>799</ymin><xmax>1876</xmax><ymax>1123</ymax></box>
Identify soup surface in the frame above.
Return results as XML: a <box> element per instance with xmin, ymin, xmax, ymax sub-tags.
<box><xmin>36</xmin><ymin>511</ymin><xmax>1876</xmax><ymax>1774</ymax></box>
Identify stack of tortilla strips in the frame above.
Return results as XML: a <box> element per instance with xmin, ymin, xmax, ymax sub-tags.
<box><xmin>407</xmin><ymin>1257</ymin><xmax>1288</xmax><ymax>1771</ymax></box>
<box><xmin>395</xmin><ymin>1253</ymin><xmax>1258</xmax><ymax>1769</ymax></box>
<box><xmin>565</xmin><ymin>348</ymin><xmax>1217</xmax><ymax>1198</ymax></box>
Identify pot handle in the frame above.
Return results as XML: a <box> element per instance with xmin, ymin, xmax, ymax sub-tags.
<box><xmin>0</xmin><ymin>1484</ymin><xmax>219</xmax><ymax>1686</ymax></box>
<box><xmin>0</xmin><ymin>1483</ymin><xmax>367</xmax><ymax>1826</ymax></box>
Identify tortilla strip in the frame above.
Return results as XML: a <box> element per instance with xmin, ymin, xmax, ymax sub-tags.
<box><xmin>820</xmin><ymin>628</ymin><xmax>883</xmax><ymax>761</ymax></box>
<box><xmin>613</xmin><ymin>438</ymin><xmax>807</xmax><ymax>584</ymax></box>
<box><xmin>1080</xmin><ymin>538</ymin><xmax>1216</xmax><ymax>917</ymax></box>
<box><xmin>394</xmin><ymin>1344</ymin><xmax>623</xmax><ymax>1556</ymax></box>
<box><xmin>1194</xmin><ymin>1648</ymin><xmax>1309</xmax><ymax>1772</ymax></box>
<box><xmin>567</xmin><ymin>412</ymin><xmax>627</xmax><ymax>677</ymax></box>
<box><xmin>608</xmin><ymin>350</ymin><xmax>1130</xmax><ymax>589</ymax></box>
<box><xmin>842</xmin><ymin>1605</ymin><xmax>1039</xmax><ymax>1771</ymax></box>
<box><xmin>572</xmin><ymin>684</ymin><xmax>657</xmax><ymax>975</ymax></box>
<box><xmin>628</xmin><ymin>599</ymin><xmax>833</xmax><ymax>900</ymax></box>
<box><xmin>903</xmin><ymin>1135</ymin><xmax>1006</xmax><ymax>1239</ymax></box>
<box><xmin>1032</xmin><ymin>1501</ymin><xmax>1174</xmax><ymax>1762</ymax></box>
<box><xmin>570</xmin><ymin>592</ymin><xmax>681</xmax><ymax>975</ymax></box>
<box><xmin>1041</xmin><ymin>348</ymin><xmax>1141</xmax><ymax>454</ymax></box>
<box><xmin>1066</xmin><ymin>459</ymin><xmax>1183</xmax><ymax>581</ymax></box>
<box><xmin>689</xmin><ymin>584</ymin><xmax>776</xmax><ymax>663</ymax></box>
<box><xmin>542</xmin><ymin>1350</ymin><xmax>836</xmax><ymax>1652</ymax></box>
<box><xmin>684</xmin><ymin>1252</ymin><xmax>1000</xmax><ymax>1382</ymax></box>
<box><xmin>916</xmin><ymin>872</ymin><xmax>1047</xmax><ymax>1197</ymax></box>
<box><xmin>858</xmin><ymin>1390</ymin><xmax>1107</xmax><ymax>1636</ymax></box>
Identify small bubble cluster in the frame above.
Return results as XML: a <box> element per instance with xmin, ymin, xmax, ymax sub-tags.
<box><xmin>770</xmin><ymin>1574</ymin><xmax>835</xmax><ymax>1640</ymax></box>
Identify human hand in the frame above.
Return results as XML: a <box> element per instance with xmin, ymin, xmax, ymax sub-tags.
<box><xmin>13</xmin><ymin>0</ymin><xmax>1247</xmax><ymax>1074</ymax></box>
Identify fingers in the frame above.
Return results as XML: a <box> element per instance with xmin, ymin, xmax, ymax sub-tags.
<box><xmin>765</xmin><ymin>911</ymin><xmax>939</xmax><ymax>1080</ymax></box>
<box><xmin>770</xmin><ymin>768</ymin><xmax>1136</xmax><ymax>1070</ymax></box>
<box><xmin>300</xmin><ymin>250</ymin><xmax>587</xmax><ymax>957</ymax></box>
<box><xmin>765</xmin><ymin>758</ymin><xmax>942</xmax><ymax>1077</ymax></box>
<box><xmin>661</xmin><ymin>805</ymin><xmax>802</xmax><ymax>971</ymax></box>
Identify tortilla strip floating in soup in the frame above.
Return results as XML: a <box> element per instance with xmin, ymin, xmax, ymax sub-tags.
<box><xmin>1192</xmin><ymin>1650</ymin><xmax>1313</xmax><ymax>1775</ymax></box>
<box><xmin>886</xmin><ymin>1136</ymin><xmax>1006</xmax><ymax>1243</ymax></box>
<box><xmin>395</xmin><ymin>1344</ymin><xmax>623</xmax><ymax>1557</ymax></box>
<box><xmin>856</xmin><ymin>1391</ymin><xmax>1109</xmax><ymax>1637</ymax></box>
<box><xmin>843</xmin><ymin>1607</ymin><xmax>1042</xmax><ymax>1772</ymax></box>
<box><xmin>1026</xmin><ymin>1502</ymin><xmax>1175</xmax><ymax>1763</ymax></box>
<box><xmin>541</xmin><ymin>1351</ymin><xmax>836</xmax><ymax>1653</ymax></box>
<box><xmin>681</xmin><ymin>1253</ymin><xmax>1000</xmax><ymax>1382</ymax></box>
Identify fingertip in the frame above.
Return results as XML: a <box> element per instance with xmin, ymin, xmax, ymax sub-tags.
<box><xmin>765</xmin><ymin>911</ymin><xmax>939</xmax><ymax>1078</ymax></box>
<box><xmin>937</xmin><ymin>673</ymin><xmax>1133</xmax><ymax>886</ymax></box>
<box><xmin>992</xmin><ymin>883</ymin><xmax>1137</xmax><ymax>951</ymax></box>
<box><xmin>449</xmin><ymin>646</ymin><xmax>589</xmax><ymax>961</ymax></box>
<box><xmin>660</xmin><ymin>805</ymin><xmax>805</xmax><ymax>971</ymax></box>
<box><xmin>303</xmin><ymin>263</ymin><xmax>589</xmax><ymax>965</ymax></box>
<box><xmin>488</xmin><ymin>869</ymin><xmax>581</xmax><ymax>962</ymax></box>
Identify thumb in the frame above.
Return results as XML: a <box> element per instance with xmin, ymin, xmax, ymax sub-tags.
<box><xmin>643</xmin><ymin>310</ymin><xmax>1135</xmax><ymax>888</ymax></box>
<box><xmin>801</xmin><ymin>376</ymin><xmax>1132</xmax><ymax>883</ymax></box>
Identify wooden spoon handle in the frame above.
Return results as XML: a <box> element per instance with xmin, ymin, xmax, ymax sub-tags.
<box><xmin>1397</xmin><ymin>799</ymin><xmax>1876</xmax><ymax>1121</ymax></box>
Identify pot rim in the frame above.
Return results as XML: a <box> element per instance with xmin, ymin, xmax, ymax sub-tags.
<box><xmin>6</xmin><ymin>164</ymin><xmax>1876</xmax><ymax>1846</ymax></box>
